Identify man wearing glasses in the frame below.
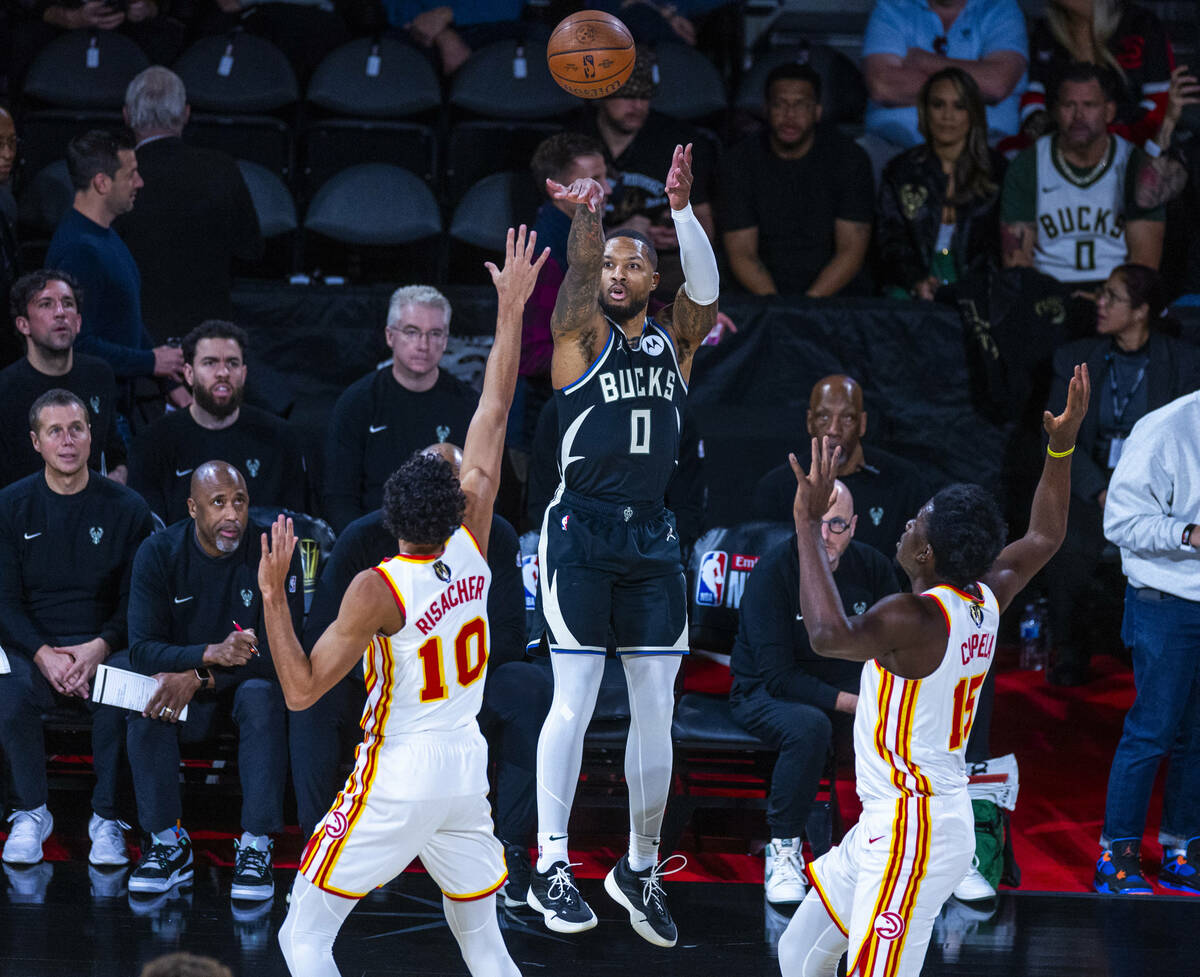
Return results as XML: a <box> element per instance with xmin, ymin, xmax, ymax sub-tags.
<box><xmin>323</xmin><ymin>286</ymin><xmax>478</xmax><ymax>532</ymax></box>
<box><xmin>730</xmin><ymin>480</ymin><xmax>899</xmax><ymax>906</ymax></box>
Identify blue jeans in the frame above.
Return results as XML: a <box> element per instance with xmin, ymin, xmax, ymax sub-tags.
<box><xmin>1102</xmin><ymin>586</ymin><xmax>1200</xmax><ymax>848</ymax></box>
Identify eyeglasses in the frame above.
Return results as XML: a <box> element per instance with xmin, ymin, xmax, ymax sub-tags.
<box><xmin>1098</xmin><ymin>286</ymin><xmax>1130</xmax><ymax>305</ymax></box>
<box><xmin>388</xmin><ymin>324</ymin><xmax>446</xmax><ymax>343</ymax></box>
<box><xmin>822</xmin><ymin>517</ymin><xmax>852</xmax><ymax>535</ymax></box>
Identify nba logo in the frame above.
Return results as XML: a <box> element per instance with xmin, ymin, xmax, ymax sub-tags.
<box><xmin>521</xmin><ymin>554</ymin><xmax>539</xmax><ymax>611</ymax></box>
<box><xmin>696</xmin><ymin>550</ymin><xmax>727</xmax><ymax>606</ymax></box>
<box><xmin>583</xmin><ymin>54</ymin><xmax>596</xmax><ymax>78</ymax></box>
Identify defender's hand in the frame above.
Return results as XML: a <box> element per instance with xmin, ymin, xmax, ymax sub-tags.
<box><xmin>484</xmin><ymin>224</ymin><xmax>550</xmax><ymax>307</ymax></box>
<box><xmin>1043</xmin><ymin>363</ymin><xmax>1090</xmax><ymax>453</ymax></box>
<box><xmin>789</xmin><ymin>437</ymin><xmax>842</xmax><ymax>527</ymax></box>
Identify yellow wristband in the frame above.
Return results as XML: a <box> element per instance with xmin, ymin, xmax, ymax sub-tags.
<box><xmin>1047</xmin><ymin>445</ymin><xmax>1074</xmax><ymax>458</ymax></box>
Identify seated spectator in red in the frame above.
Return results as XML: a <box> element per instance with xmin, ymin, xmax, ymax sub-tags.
<box><xmin>877</xmin><ymin>67</ymin><xmax>1004</xmax><ymax>300</ymax></box>
<box><xmin>1018</xmin><ymin>0</ymin><xmax>1176</xmax><ymax>151</ymax></box>
<box><xmin>1042</xmin><ymin>264</ymin><xmax>1200</xmax><ymax>686</ymax></box>
<box><xmin>718</xmin><ymin>63</ymin><xmax>873</xmax><ymax>297</ymax></box>
<box><xmin>0</xmin><ymin>271</ymin><xmax>127</xmax><ymax>487</ymax></box>
<box><xmin>128</xmin><ymin>320</ymin><xmax>309</xmax><ymax>526</ymax></box>
<box><xmin>0</xmin><ymin>389</ymin><xmax>153</xmax><ymax>868</ymax></box>
<box><xmin>116</xmin><ymin>67</ymin><xmax>263</xmax><ymax>344</ymax></box>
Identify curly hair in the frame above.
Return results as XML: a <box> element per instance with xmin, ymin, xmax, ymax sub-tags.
<box><xmin>382</xmin><ymin>453</ymin><xmax>466</xmax><ymax>547</ymax></box>
<box><xmin>924</xmin><ymin>484</ymin><xmax>1007</xmax><ymax>588</ymax></box>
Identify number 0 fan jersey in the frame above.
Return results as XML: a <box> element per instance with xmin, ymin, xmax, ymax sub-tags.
<box><xmin>853</xmin><ymin>582</ymin><xmax>1000</xmax><ymax>802</ymax></box>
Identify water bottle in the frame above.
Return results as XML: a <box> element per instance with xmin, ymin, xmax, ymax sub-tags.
<box><xmin>1019</xmin><ymin>600</ymin><xmax>1048</xmax><ymax>671</ymax></box>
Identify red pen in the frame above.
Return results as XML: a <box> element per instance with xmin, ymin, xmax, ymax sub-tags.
<box><xmin>233</xmin><ymin>620</ymin><xmax>259</xmax><ymax>656</ymax></box>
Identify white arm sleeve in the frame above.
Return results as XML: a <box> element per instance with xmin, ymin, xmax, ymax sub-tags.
<box><xmin>670</xmin><ymin>202</ymin><xmax>719</xmax><ymax>306</ymax></box>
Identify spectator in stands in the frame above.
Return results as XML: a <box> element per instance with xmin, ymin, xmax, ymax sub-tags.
<box><xmin>719</xmin><ymin>62</ymin><xmax>873</xmax><ymax>298</ymax></box>
<box><xmin>117</xmin><ymin>67</ymin><xmax>263</xmax><ymax>344</ymax></box>
<box><xmin>129</xmin><ymin>320</ymin><xmax>308</xmax><ymax>526</ymax></box>
<box><xmin>1042</xmin><ymin>264</ymin><xmax>1200</xmax><ymax>686</ymax></box>
<box><xmin>753</xmin><ymin>375</ymin><xmax>930</xmax><ymax>562</ymax></box>
<box><xmin>45</xmin><ymin>130</ymin><xmax>187</xmax><ymax>425</ymax></box>
<box><xmin>860</xmin><ymin>0</ymin><xmax>1028</xmax><ymax>178</ymax></box>
<box><xmin>0</xmin><ymin>106</ymin><xmax>18</xmax><ymax>359</ymax></box>
<box><xmin>198</xmin><ymin>0</ymin><xmax>352</xmax><ymax>79</ymax></box>
<box><xmin>385</xmin><ymin>1</ymin><xmax>529</xmax><ymax>76</ymax></box>
<box><xmin>1096</xmin><ymin>388</ymin><xmax>1200</xmax><ymax>896</ymax></box>
<box><xmin>514</xmin><ymin>133</ymin><xmax>611</xmax><ymax>453</ymax></box>
<box><xmin>140</xmin><ymin>953</ymin><xmax>232</xmax><ymax>977</ymax></box>
<box><xmin>730</xmin><ymin>480</ymin><xmax>898</xmax><ymax>905</ymax></box>
<box><xmin>126</xmin><ymin>461</ymin><xmax>303</xmax><ymax>901</ymax></box>
<box><xmin>323</xmin><ymin>285</ymin><xmax>477</xmax><ymax>532</ymax></box>
<box><xmin>0</xmin><ymin>271</ymin><xmax>127</xmax><ymax>487</ymax></box>
<box><xmin>1001</xmin><ymin>64</ymin><xmax>1165</xmax><ymax>287</ymax></box>
<box><xmin>574</xmin><ymin>50</ymin><xmax>717</xmax><ymax>299</ymax></box>
<box><xmin>291</xmin><ymin>442</ymin><xmax>548</xmax><ymax>906</ymax></box>
<box><xmin>1019</xmin><ymin>0</ymin><xmax>1176</xmax><ymax>150</ymax></box>
<box><xmin>591</xmin><ymin>0</ymin><xmax>716</xmax><ymax>46</ymax></box>
<box><xmin>876</xmin><ymin>67</ymin><xmax>1004</xmax><ymax>299</ymax></box>
<box><xmin>0</xmin><ymin>389</ymin><xmax>153</xmax><ymax>867</ymax></box>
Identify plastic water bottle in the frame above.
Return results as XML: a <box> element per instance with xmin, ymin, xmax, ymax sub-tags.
<box><xmin>1019</xmin><ymin>600</ymin><xmax>1048</xmax><ymax>671</ymax></box>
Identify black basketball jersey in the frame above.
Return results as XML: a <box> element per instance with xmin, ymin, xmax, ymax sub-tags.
<box><xmin>555</xmin><ymin>317</ymin><xmax>685</xmax><ymax>505</ymax></box>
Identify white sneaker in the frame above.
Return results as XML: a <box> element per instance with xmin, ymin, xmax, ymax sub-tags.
<box><xmin>88</xmin><ymin>814</ymin><xmax>130</xmax><ymax>866</ymax></box>
<box><xmin>764</xmin><ymin>838</ymin><xmax>807</xmax><ymax>905</ymax></box>
<box><xmin>953</xmin><ymin>857</ymin><xmax>996</xmax><ymax>901</ymax></box>
<box><xmin>2</xmin><ymin>806</ymin><xmax>54</xmax><ymax>865</ymax></box>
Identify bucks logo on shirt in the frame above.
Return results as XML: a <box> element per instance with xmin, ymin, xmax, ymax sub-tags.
<box><xmin>1033</xmin><ymin>134</ymin><xmax>1133</xmax><ymax>282</ymax></box>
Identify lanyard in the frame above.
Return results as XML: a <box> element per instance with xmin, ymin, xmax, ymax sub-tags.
<box><xmin>1106</xmin><ymin>353</ymin><xmax>1147</xmax><ymax>425</ymax></box>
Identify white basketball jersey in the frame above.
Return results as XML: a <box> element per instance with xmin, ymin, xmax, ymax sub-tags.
<box><xmin>365</xmin><ymin>526</ymin><xmax>492</xmax><ymax>739</ymax></box>
<box><xmin>1033</xmin><ymin>133</ymin><xmax>1133</xmax><ymax>282</ymax></box>
<box><xmin>853</xmin><ymin>582</ymin><xmax>1000</xmax><ymax>802</ymax></box>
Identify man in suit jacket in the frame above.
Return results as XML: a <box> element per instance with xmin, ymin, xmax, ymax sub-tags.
<box><xmin>116</xmin><ymin>66</ymin><xmax>263</xmax><ymax>344</ymax></box>
<box><xmin>1043</xmin><ymin>264</ymin><xmax>1200</xmax><ymax>684</ymax></box>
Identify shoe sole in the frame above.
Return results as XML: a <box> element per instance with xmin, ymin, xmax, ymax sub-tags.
<box><xmin>604</xmin><ymin>868</ymin><xmax>677</xmax><ymax>948</ymax></box>
<box><xmin>129</xmin><ymin>866</ymin><xmax>194</xmax><ymax>894</ymax></box>
<box><xmin>1157</xmin><ymin>879</ymin><xmax>1200</xmax><ymax>895</ymax></box>
<box><xmin>526</xmin><ymin>888</ymin><xmax>597</xmax><ymax>933</ymax></box>
<box><xmin>231</xmin><ymin>882</ymin><xmax>275</xmax><ymax>901</ymax></box>
<box><xmin>1093</xmin><ymin>880</ymin><xmax>1153</xmax><ymax>895</ymax></box>
<box><xmin>765</xmin><ymin>887</ymin><xmax>808</xmax><ymax>905</ymax></box>
<box><xmin>502</xmin><ymin>889</ymin><xmax>529</xmax><ymax>909</ymax></box>
<box><xmin>3</xmin><ymin>814</ymin><xmax>54</xmax><ymax>865</ymax></box>
<box><xmin>89</xmin><ymin>851</ymin><xmax>131</xmax><ymax>867</ymax></box>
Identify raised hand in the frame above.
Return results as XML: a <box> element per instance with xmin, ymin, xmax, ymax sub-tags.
<box><xmin>788</xmin><ymin>436</ymin><xmax>843</xmax><ymax>527</ymax></box>
<box><xmin>258</xmin><ymin>515</ymin><xmax>297</xmax><ymax>602</ymax></box>
<box><xmin>484</xmin><ymin>224</ymin><xmax>550</xmax><ymax>307</ymax></box>
<box><xmin>1043</xmin><ymin>362</ymin><xmax>1090</xmax><ymax>452</ymax></box>
<box><xmin>1165</xmin><ymin>64</ymin><xmax>1200</xmax><ymax>127</ymax></box>
<box><xmin>545</xmin><ymin>176</ymin><xmax>606</xmax><ymax>213</ymax></box>
<box><xmin>664</xmin><ymin>143</ymin><xmax>694</xmax><ymax>212</ymax></box>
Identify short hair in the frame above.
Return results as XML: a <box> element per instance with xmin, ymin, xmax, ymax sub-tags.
<box><xmin>66</xmin><ymin>129</ymin><xmax>134</xmax><ymax>192</ymax></box>
<box><xmin>605</xmin><ymin>227</ymin><xmax>658</xmax><ymax>270</ymax></box>
<box><xmin>181</xmin><ymin>320</ymin><xmax>249</xmax><ymax>364</ymax></box>
<box><xmin>531</xmin><ymin>132</ymin><xmax>606</xmax><ymax>193</ymax></box>
<box><xmin>924</xmin><ymin>484</ymin><xmax>1007</xmax><ymax>589</ymax></box>
<box><xmin>139</xmin><ymin>952</ymin><xmax>233</xmax><ymax>977</ymax></box>
<box><xmin>9</xmin><ymin>269</ymin><xmax>81</xmax><ymax>322</ymax></box>
<box><xmin>765</xmin><ymin>62</ymin><xmax>823</xmax><ymax>103</ymax></box>
<box><xmin>387</xmin><ymin>285</ymin><xmax>451</xmax><ymax>329</ymax></box>
<box><xmin>381</xmin><ymin>453</ymin><xmax>466</xmax><ymax>547</ymax></box>
<box><xmin>29</xmin><ymin>388</ymin><xmax>88</xmax><ymax>433</ymax></box>
<box><xmin>1051</xmin><ymin>62</ymin><xmax>1117</xmax><ymax>104</ymax></box>
<box><xmin>125</xmin><ymin>66</ymin><xmax>187</xmax><ymax>132</ymax></box>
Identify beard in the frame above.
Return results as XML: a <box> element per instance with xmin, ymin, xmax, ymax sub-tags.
<box><xmin>214</xmin><ymin>530</ymin><xmax>242</xmax><ymax>554</ymax></box>
<box><xmin>598</xmin><ymin>292</ymin><xmax>649</xmax><ymax>324</ymax></box>
<box><xmin>193</xmin><ymin>381</ymin><xmax>244</xmax><ymax>420</ymax></box>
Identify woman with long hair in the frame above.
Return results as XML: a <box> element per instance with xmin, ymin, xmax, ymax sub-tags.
<box><xmin>876</xmin><ymin>67</ymin><xmax>1003</xmax><ymax>299</ymax></box>
<box><xmin>1019</xmin><ymin>0</ymin><xmax>1176</xmax><ymax>148</ymax></box>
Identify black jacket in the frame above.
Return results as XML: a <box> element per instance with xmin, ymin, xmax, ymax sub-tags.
<box><xmin>876</xmin><ymin>145</ymin><xmax>1004</xmax><ymax>293</ymax></box>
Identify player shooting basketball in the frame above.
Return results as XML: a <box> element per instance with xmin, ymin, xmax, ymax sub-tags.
<box><xmin>526</xmin><ymin>143</ymin><xmax>719</xmax><ymax>947</ymax></box>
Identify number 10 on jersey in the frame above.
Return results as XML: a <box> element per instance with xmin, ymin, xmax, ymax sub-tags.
<box><xmin>416</xmin><ymin>616</ymin><xmax>488</xmax><ymax>702</ymax></box>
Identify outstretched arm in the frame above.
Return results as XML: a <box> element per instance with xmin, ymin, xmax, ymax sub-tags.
<box><xmin>460</xmin><ymin>225</ymin><xmax>549</xmax><ymax>554</ymax></box>
<box><xmin>662</xmin><ymin>143</ymin><xmax>719</xmax><ymax>377</ymax></box>
<box><xmin>984</xmin><ymin>363</ymin><xmax>1091</xmax><ymax>613</ymax></box>
<box><xmin>547</xmin><ymin>176</ymin><xmax>607</xmax><ymax>384</ymax></box>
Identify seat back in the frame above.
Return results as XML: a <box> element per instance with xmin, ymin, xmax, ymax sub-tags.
<box><xmin>300</xmin><ymin>120</ymin><xmax>437</xmax><ymax>202</ymax></box>
<box><xmin>236</xmin><ymin>159</ymin><xmax>298</xmax><ymax>238</ymax></box>
<box><xmin>250</xmin><ymin>506</ymin><xmax>336</xmax><ymax>616</ymax></box>
<box><xmin>17</xmin><ymin>160</ymin><xmax>73</xmax><ymax>237</ymax></box>
<box><xmin>24</xmin><ymin>30</ymin><xmax>149</xmax><ymax>109</ymax></box>
<box><xmin>307</xmin><ymin>37</ymin><xmax>441</xmax><ymax>118</ymax></box>
<box><xmin>174</xmin><ymin>32</ymin><xmax>299</xmax><ymax>113</ymax></box>
<box><xmin>651</xmin><ymin>42</ymin><xmax>727</xmax><ymax>121</ymax></box>
<box><xmin>450</xmin><ymin>40</ymin><xmax>576</xmax><ymax>120</ymax></box>
<box><xmin>303</xmin><ymin>163</ymin><xmax>441</xmax><ymax>245</ymax></box>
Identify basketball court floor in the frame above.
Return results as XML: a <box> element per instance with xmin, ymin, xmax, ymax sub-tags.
<box><xmin>3</xmin><ymin>859</ymin><xmax>1197</xmax><ymax>976</ymax></box>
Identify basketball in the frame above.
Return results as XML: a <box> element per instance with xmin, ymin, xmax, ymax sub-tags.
<box><xmin>546</xmin><ymin>11</ymin><xmax>636</xmax><ymax>99</ymax></box>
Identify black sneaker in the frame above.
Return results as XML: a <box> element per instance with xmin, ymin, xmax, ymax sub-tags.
<box><xmin>526</xmin><ymin>860</ymin><xmax>596</xmax><ymax>933</ymax></box>
<box><xmin>502</xmin><ymin>842</ymin><xmax>532</xmax><ymax>909</ymax></box>
<box><xmin>1094</xmin><ymin>838</ymin><xmax>1153</xmax><ymax>895</ymax></box>
<box><xmin>1159</xmin><ymin>837</ymin><xmax>1200</xmax><ymax>895</ymax></box>
<box><xmin>231</xmin><ymin>837</ymin><xmax>274</xmax><ymax>901</ymax></box>
<box><xmin>604</xmin><ymin>853</ymin><xmax>686</xmax><ymax>948</ymax></box>
<box><xmin>129</xmin><ymin>834</ymin><xmax>194</xmax><ymax>894</ymax></box>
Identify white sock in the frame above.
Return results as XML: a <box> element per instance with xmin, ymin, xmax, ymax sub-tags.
<box><xmin>628</xmin><ymin>833</ymin><xmax>659</xmax><ymax>872</ymax></box>
<box><xmin>241</xmin><ymin>831</ymin><xmax>272</xmax><ymax>851</ymax></box>
<box><xmin>537</xmin><ymin>831</ymin><xmax>568</xmax><ymax>873</ymax></box>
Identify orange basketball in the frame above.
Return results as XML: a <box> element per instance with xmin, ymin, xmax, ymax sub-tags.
<box><xmin>546</xmin><ymin>10</ymin><xmax>636</xmax><ymax>99</ymax></box>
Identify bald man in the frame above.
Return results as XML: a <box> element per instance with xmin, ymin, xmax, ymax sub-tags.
<box><xmin>126</xmin><ymin>460</ymin><xmax>304</xmax><ymax>901</ymax></box>
<box><xmin>730</xmin><ymin>481</ymin><xmax>899</xmax><ymax>905</ymax></box>
<box><xmin>753</xmin><ymin>375</ymin><xmax>931</xmax><ymax>561</ymax></box>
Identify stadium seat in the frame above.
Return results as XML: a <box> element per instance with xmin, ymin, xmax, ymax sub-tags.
<box><xmin>449</xmin><ymin>39</ymin><xmax>576</xmax><ymax>120</ymax></box>
<box><xmin>17</xmin><ymin>109</ymin><xmax>123</xmax><ymax>184</ymax></box>
<box><xmin>185</xmin><ymin>114</ymin><xmax>293</xmax><ymax>183</ymax></box>
<box><xmin>174</xmin><ymin>32</ymin><xmax>299</xmax><ymax>113</ymax></box>
<box><xmin>250</xmin><ymin>506</ymin><xmax>335</xmax><ymax>615</ymax></box>
<box><xmin>734</xmin><ymin>44</ymin><xmax>868</xmax><ymax>126</ymax></box>
<box><xmin>448</xmin><ymin>171</ymin><xmax>521</xmax><ymax>252</ymax></box>
<box><xmin>306</xmin><ymin>36</ymin><xmax>441</xmax><ymax>118</ymax></box>
<box><xmin>23</xmin><ymin>30</ymin><xmax>149</xmax><ymax>109</ymax></box>
<box><xmin>16</xmin><ymin>160</ymin><xmax>73</xmax><ymax>237</ymax></box>
<box><xmin>300</xmin><ymin>120</ymin><xmax>437</xmax><ymax>202</ymax></box>
<box><xmin>237</xmin><ymin>159</ymin><xmax>298</xmax><ymax>238</ymax></box>
<box><xmin>651</xmin><ymin>42</ymin><xmax>728</xmax><ymax>122</ymax></box>
<box><xmin>443</xmin><ymin>119</ymin><xmax>561</xmax><ymax>207</ymax></box>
